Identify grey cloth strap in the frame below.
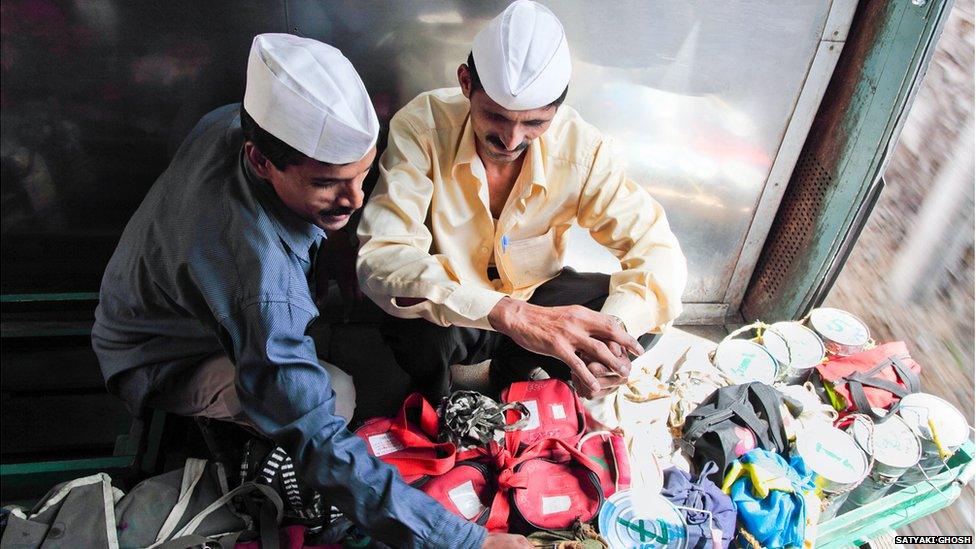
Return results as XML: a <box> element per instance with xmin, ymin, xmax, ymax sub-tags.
<box><xmin>843</xmin><ymin>355</ymin><xmax>919</xmax><ymax>422</ymax></box>
<box><xmin>682</xmin><ymin>408</ymin><xmax>734</xmax><ymax>448</ymax></box>
<box><xmin>150</xmin><ymin>483</ymin><xmax>283</xmax><ymax>549</ymax></box>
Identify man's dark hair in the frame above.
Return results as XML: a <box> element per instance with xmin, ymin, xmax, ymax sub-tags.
<box><xmin>466</xmin><ymin>52</ymin><xmax>568</xmax><ymax>107</ymax></box>
<box><xmin>240</xmin><ymin>106</ymin><xmax>309</xmax><ymax>170</ymax></box>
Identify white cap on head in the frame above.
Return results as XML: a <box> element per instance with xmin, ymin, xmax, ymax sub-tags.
<box><xmin>471</xmin><ymin>0</ymin><xmax>571</xmax><ymax>111</ymax></box>
<box><xmin>243</xmin><ymin>33</ymin><xmax>379</xmax><ymax>164</ymax></box>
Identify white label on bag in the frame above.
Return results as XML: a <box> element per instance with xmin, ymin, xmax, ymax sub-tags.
<box><xmin>448</xmin><ymin>480</ymin><xmax>485</xmax><ymax>520</ymax></box>
<box><xmin>551</xmin><ymin>404</ymin><xmax>566</xmax><ymax>420</ymax></box>
<box><xmin>523</xmin><ymin>400</ymin><xmax>540</xmax><ymax>430</ymax></box>
<box><xmin>541</xmin><ymin>495</ymin><xmax>571</xmax><ymax>515</ymax></box>
<box><xmin>368</xmin><ymin>433</ymin><xmax>404</xmax><ymax>457</ymax></box>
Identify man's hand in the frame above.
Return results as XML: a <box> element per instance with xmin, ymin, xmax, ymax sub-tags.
<box><xmin>488</xmin><ymin>297</ymin><xmax>642</xmax><ymax>395</ymax></box>
<box><xmin>573</xmin><ymin>362</ymin><xmax>626</xmax><ymax>399</ymax></box>
<box><xmin>483</xmin><ymin>533</ymin><xmax>533</xmax><ymax>548</ymax></box>
<box><xmin>574</xmin><ymin>341</ymin><xmax>630</xmax><ymax>399</ymax></box>
<box><xmin>317</xmin><ymin>229</ymin><xmax>363</xmax><ymax>315</ymax></box>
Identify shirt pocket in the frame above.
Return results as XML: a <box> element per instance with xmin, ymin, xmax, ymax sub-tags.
<box><xmin>504</xmin><ymin>227</ymin><xmax>562</xmax><ymax>288</ymax></box>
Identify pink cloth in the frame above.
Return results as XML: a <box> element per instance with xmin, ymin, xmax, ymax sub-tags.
<box><xmin>235</xmin><ymin>524</ymin><xmax>341</xmax><ymax>549</ymax></box>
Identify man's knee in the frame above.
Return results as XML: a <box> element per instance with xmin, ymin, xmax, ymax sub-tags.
<box><xmin>320</xmin><ymin>360</ymin><xmax>356</xmax><ymax>422</ymax></box>
<box><xmin>380</xmin><ymin>316</ymin><xmax>486</xmax><ymax>370</ymax></box>
<box><xmin>140</xmin><ymin>355</ymin><xmax>357</xmax><ymax>427</ymax></box>
<box><xmin>144</xmin><ymin>354</ymin><xmax>240</xmax><ymax>421</ymax></box>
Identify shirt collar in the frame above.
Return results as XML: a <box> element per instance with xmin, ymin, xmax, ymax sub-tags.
<box><xmin>451</xmin><ymin>114</ymin><xmax>549</xmax><ymax>194</ymax></box>
<box><xmin>525</xmin><ymin>132</ymin><xmax>548</xmax><ymax>194</ymax></box>
<box><xmin>452</xmin><ymin>115</ymin><xmax>481</xmax><ymax>180</ymax></box>
<box><xmin>241</xmin><ymin>151</ymin><xmax>326</xmax><ymax>263</ymax></box>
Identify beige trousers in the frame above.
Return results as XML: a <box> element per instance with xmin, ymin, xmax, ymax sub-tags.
<box><xmin>141</xmin><ymin>355</ymin><xmax>357</xmax><ymax>425</ymax></box>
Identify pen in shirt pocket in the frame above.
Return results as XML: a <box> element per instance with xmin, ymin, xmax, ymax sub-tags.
<box><xmin>501</xmin><ymin>235</ymin><xmax>509</xmax><ymax>254</ymax></box>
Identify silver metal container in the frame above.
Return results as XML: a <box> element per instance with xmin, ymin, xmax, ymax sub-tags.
<box><xmin>762</xmin><ymin>321</ymin><xmax>826</xmax><ymax>385</ymax></box>
<box><xmin>806</xmin><ymin>308</ymin><xmax>871</xmax><ymax>356</ymax></box>
<box><xmin>840</xmin><ymin>414</ymin><xmax>921</xmax><ymax>512</ymax></box>
<box><xmin>711</xmin><ymin>339</ymin><xmax>779</xmax><ymax>385</ymax></box>
<box><xmin>599</xmin><ymin>491</ymin><xmax>688</xmax><ymax>549</ymax></box>
<box><xmin>897</xmin><ymin>393</ymin><xmax>970</xmax><ymax>484</ymax></box>
<box><xmin>794</xmin><ymin>426</ymin><xmax>870</xmax><ymax>522</ymax></box>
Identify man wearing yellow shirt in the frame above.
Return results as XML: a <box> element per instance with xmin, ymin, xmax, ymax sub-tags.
<box><xmin>357</xmin><ymin>0</ymin><xmax>687</xmax><ymax>403</ymax></box>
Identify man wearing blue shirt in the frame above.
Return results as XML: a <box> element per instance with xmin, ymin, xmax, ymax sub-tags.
<box><xmin>92</xmin><ymin>34</ymin><xmax>527</xmax><ymax>549</ymax></box>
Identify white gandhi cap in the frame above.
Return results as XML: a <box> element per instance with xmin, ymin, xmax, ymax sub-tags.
<box><xmin>243</xmin><ymin>33</ymin><xmax>379</xmax><ymax>164</ymax></box>
<box><xmin>472</xmin><ymin>0</ymin><xmax>571</xmax><ymax>111</ymax></box>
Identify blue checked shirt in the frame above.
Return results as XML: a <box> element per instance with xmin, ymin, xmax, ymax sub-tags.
<box><xmin>92</xmin><ymin>104</ymin><xmax>486</xmax><ymax>549</ymax></box>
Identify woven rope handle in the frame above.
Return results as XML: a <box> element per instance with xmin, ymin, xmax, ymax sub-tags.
<box><xmin>848</xmin><ymin>413</ymin><xmax>876</xmax><ymax>456</ymax></box>
<box><xmin>737</xmin><ymin>527</ymin><xmax>763</xmax><ymax>549</ymax></box>
<box><xmin>802</xmin><ymin>381</ymin><xmax>839</xmax><ymax>422</ymax></box>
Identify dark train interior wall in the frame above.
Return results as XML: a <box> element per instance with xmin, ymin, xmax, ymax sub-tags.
<box><xmin>2</xmin><ymin>2</ymin><xmax>288</xmax><ymax>292</ymax></box>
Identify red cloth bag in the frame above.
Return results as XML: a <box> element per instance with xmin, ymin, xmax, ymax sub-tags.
<box><xmin>500</xmin><ymin>379</ymin><xmax>585</xmax><ymax>452</ymax></box>
<box><xmin>576</xmin><ymin>431</ymin><xmax>631</xmax><ymax>498</ymax></box>
<box><xmin>413</xmin><ymin>461</ymin><xmax>494</xmax><ymax>525</ymax></box>
<box><xmin>484</xmin><ymin>438</ymin><xmax>604</xmax><ymax>533</ymax></box>
<box><xmin>354</xmin><ymin>393</ymin><xmax>457</xmax><ymax>483</ymax></box>
<box><xmin>816</xmin><ymin>341</ymin><xmax>921</xmax><ymax>421</ymax></box>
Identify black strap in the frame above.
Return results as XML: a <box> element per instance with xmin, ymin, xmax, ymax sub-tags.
<box><xmin>258</xmin><ymin>498</ymin><xmax>279</xmax><ymax>549</ymax></box>
<box><xmin>239</xmin><ymin>496</ymin><xmax>280</xmax><ymax>549</ymax></box>
<box><xmin>746</xmin><ymin>384</ymin><xmax>789</xmax><ymax>452</ymax></box>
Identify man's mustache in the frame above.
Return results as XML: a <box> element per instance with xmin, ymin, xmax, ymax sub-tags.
<box><xmin>486</xmin><ymin>135</ymin><xmax>529</xmax><ymax>153</ymax></box>
<box><xmin>320</xmin><ymin>207</ymin><xmax>356</xmax><ymax>217</ymax></box>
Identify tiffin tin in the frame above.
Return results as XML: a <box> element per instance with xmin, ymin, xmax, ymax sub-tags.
<box><xmin>794</xmin><ymin>426</ymin><xmax>869</xmax><ymax>521</ymax></box>
<box><xmin>762</xmin><ymin>321</ymin><xmax>826</xmax><ymax>385</ymax></box>
<box><xmin>807</xmin><ymin>308</ymin><xmax>871</xmax><ymax>357</ymax></box>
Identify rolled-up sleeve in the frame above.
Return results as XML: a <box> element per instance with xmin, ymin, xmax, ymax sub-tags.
<box><xmin>576</xmin><ymin>139</ymin><xmax>688</xmax><ymax>336</ymax></box>
<box><xmin>218</xmin><ymin>300</ymin><xmax>487</xmax><ymax>549</ymax></box>
<box><xmin>357</xmin><ymin>115</ymin><xmax>506</xmax><ymax>330</ymax></box>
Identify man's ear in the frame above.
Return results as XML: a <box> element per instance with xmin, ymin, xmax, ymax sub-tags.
<box><xmin>457</xmin><ymin>64</ymin><xmax>472</xmax><ymax>99</ymax></box>
<box><xmin>244</xmin><ymin>142</ymin><xmax>273</xmax><ymax>179</ymax></box>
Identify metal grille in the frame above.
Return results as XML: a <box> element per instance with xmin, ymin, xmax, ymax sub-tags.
<box><xmin>747</xmin><ymin>150</ymin><xmax>833</xmax><ymax>306</ymax></box>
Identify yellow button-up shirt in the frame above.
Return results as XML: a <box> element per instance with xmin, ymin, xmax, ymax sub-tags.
<box><xmin>357</xmin><ymin>88</ymin><xmax>687</xmax><ymax>336</ymax></box>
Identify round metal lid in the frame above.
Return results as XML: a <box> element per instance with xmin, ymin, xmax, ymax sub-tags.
<box><xmin>850</xmin><ymin>415</ymin><xmax>921</xmax><ymax>469</ymax></box>
<box><xmin>763</xmin><ymin>322</ymin><xmax>826</xmax><ymax>370</ymax></box>
<box><xmin>796</xmin><ymin>426</ymin><xmax>870</xmax><ymax>484</ymax></box>
<box><xmin>899</xmin><ymin>393</ymin><xmax>970</xmax><ymax>449</ymax></box>
<box><xmin>808</xmin><ymin>308</ymin><xmax>871</xmax><ymax>347</ymax></box>
<box><xmin>599</xmin><ymin>490</ymin><xmax>688</xmax><ymax>549</ymax></box>
<box><xmin>713</xmin><ymin>339</ymin><xmax>778</xmax><ymax>384</ymax></box>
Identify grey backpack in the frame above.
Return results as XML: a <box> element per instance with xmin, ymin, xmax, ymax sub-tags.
<box><xmin>1</xmin><ymin>458</ymin><xmax>282</xmax><ymax>549</ymax></box>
